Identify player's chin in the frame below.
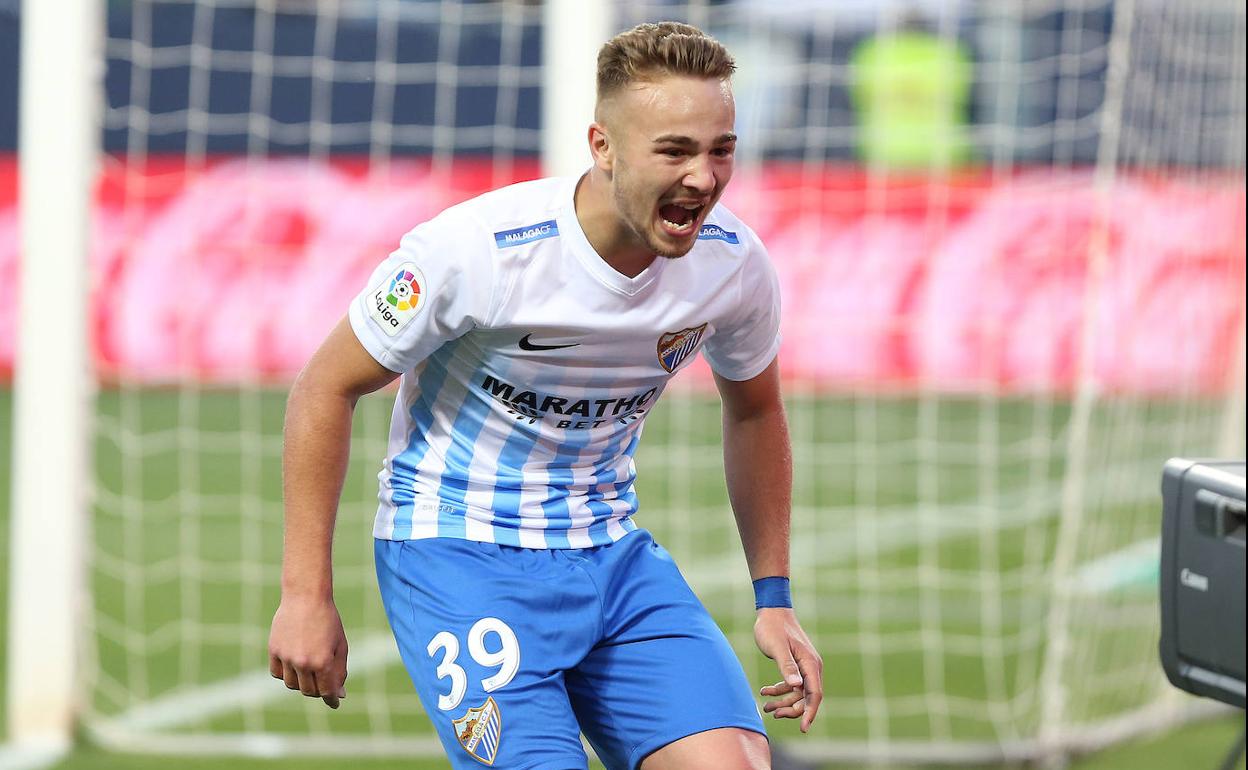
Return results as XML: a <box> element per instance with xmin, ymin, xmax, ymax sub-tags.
<box><xmin>648</xmin><ymin>239</ymin><xmax>698</xmax><ymax>258</ymax></box>
<box><xmin>651</xmin><ymin>217</ymin><xmax>701</xmax><ymax>257</ymax></box>
<box><xmin>651</xmin><ymin>236</ymin><xmax>697</xmax><ymax>259</ymax></box>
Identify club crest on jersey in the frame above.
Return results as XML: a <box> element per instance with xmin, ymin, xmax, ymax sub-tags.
<box><xmin>657</xmin><ymin>323</ymin><xmax>708</xmax><ymax>372</ymax></box>
<box><xmin>367</xmin><ymin>263</ymin><xmax>426</xmax><ymax>337</ymax></box>
<box><xmin>452</xmin><ymin>696</ymin><xmax>502</xmax><ymax>765</ymax></box>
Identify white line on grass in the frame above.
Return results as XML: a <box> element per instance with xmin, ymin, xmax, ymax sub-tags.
<box><xmin>95</xmin><ymin>459</ymin><xmax>1162</xmax><ymax>741</ymax></box>
<box><xmin>1061</xmin><ymin>537</ymin><xmax>1159</xmax><ymax>595</ymax></box>
<box><xmin>0</xmin><ymin>741</ymin><xmax>68</xmax><ymax>770</ymax></box>
<box><xmin>99</xmin><ymin>633</ymin><xmax>401</xmax><ymax>734</ymax></box>
<box><xmin>682</xmin><ymin>457</ymin><xmax>1161</xmax><ymax>592</ymax></box>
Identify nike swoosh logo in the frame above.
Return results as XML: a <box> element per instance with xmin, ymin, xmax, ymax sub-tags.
<box><xmin>518</xmin><ymin>334</ymin><xmax>580</xmax><ymax>351</ymax></box>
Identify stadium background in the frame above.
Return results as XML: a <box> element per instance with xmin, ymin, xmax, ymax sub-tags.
<box><xmin>1</xmin><ymin>1</ymin><xmax>1245</xmax><ymax>768</ymax></box>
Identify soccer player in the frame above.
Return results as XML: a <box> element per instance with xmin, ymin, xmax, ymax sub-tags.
<box><xmin>268</xmin><ymin>21</ymin><xmax>822</xmax><ymax>770</ymax></box>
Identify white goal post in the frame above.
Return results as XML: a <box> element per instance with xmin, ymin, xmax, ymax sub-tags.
<box><xmin>6</xmin><ymin>0</ymin><xmax>100</xmax><ymax>755</ymax></box>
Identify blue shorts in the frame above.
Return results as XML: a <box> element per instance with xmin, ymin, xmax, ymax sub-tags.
<box><xmin>374</xmin><ymin>529</ymin><xmax>765</xmax><ymax>769</ymax></box>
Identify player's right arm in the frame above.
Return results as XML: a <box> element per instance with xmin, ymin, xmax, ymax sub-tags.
<box><xmin>270</xmin><ymin>204</ymin><xmax>494</xmax><ymax>707</ymax></box>
<box><xmin>268</xmin><ymin>316</ymin><xmax>399</xmax><ymax>709</ymax></box>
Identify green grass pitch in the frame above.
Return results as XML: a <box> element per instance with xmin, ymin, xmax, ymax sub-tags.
<box><xmin>0</xmin><ymin>388</ymin><xmax>1241</xmax><ymax>769</ymax></box>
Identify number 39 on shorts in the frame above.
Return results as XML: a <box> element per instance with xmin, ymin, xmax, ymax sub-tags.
<box><xmin>425</xmin><ymin>617</ymin><xmax>520</xmax><ymax>711</ymax></box>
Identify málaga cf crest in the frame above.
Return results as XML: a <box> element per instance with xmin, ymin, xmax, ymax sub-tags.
<box><xmin>453</xmin><ymin>696</ymin><xmax>502</xmax><ymax>765</ymax></box>
<box><xmin>657</xmin><ymin>323</ymin><xmax>708</xmax><ymax>372</ymax></box>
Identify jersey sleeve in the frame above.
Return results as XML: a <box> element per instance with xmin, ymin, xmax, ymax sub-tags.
<box><xmin>348</xmin><ymin>208</ymin><xmax>495</xmax><ymax>373</ymax></box>
<box><xmin>701</xmin><ymin>229</ymin><xmax>783</xmax><ymax>381</ymax></box>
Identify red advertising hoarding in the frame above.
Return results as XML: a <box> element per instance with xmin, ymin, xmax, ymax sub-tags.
<box><xmin>0</xmin><ymin>156</ymin><xmax>1243</xmax><ymax>393</ymax></box>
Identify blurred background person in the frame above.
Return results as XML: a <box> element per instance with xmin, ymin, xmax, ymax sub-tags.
<box><xmin>849</xmin><ymin>6</ymin><xmax>973</xmax><ymax>169</ymax></box>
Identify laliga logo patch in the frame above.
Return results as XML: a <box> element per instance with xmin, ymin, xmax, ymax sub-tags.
<box><xmin>453</xmin><ymin>696</ymin><xmax>502</xmax><ymax>765</ymax></box>
<box><xmin>367</xmin><ymin>263</ymin><xmax>426</xmax><ymax>337</ymax></box>
<box><xmin>657</xmin><ymin>323</ymin><xmax>708</xmax><ymax>372</ymax></box>
<box><xmin>386</xmin><ymin>269</ymin><xmax>421</xmax><ymax>311</ymax></box>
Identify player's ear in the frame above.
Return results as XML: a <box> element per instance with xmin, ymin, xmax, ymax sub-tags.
<box><xmin>588</xmin><ymin>122</ymin><xmax>613</xmax><ymax>173</ymax></box>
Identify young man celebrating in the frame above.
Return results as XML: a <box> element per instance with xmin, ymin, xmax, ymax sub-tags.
<box><xmin>268</xmin><ymin>21</ymin><xmax>822</xmax><ymax>770</ymax></box>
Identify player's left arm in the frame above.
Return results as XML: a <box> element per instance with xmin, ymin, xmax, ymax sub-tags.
<box><xmin>715</xmin><ymin>357</ymin><xmax>823</xmax><ymax>733</ymax></box>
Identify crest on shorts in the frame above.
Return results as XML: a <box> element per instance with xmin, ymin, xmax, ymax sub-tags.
<box><xmin>452</xmin><ymin>696</ymin><xmax>502</xmax><ymax>765</ymax></box>
<box><xmin>657</xmin><ymin>323</ymin><xmax>708</xmax><ymax>372</ymax></box>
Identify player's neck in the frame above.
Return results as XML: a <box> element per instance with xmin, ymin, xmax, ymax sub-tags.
<box><xmin>573</xmin><ymin>172</ymin><xmax>656</xmax><ymax>279</ymax></box>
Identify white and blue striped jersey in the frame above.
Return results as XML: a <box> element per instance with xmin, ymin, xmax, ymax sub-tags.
<box><xmin>349</xmin><ymin>176</ymin><xmax>781</xmax><ymax>548</ymax></box>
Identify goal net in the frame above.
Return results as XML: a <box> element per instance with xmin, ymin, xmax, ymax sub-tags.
<box><xmin>8</xmin><ymin>0</ymin><xmax>1244</xmax><ymax>764</ymax></box>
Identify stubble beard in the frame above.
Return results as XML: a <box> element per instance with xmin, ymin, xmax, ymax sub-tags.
<box><xmin>611</xmin><ymin>166</ymin><xmax>695</xmax><ymax>260</ymax></box>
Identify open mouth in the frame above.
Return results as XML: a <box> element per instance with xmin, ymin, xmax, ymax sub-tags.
<box><xmin>658</xmin><ymin>202</ymin><xmax>704</xmax><ymax>237</ymax></box>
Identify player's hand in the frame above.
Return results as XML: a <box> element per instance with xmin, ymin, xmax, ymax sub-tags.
<box><xmin>754</xmin><ymin>607</ymin><xmax>823</xmax><ymax>733</ymax></box>
<box><xmin>268</xmin><ymin>594</ymin><xmax>349</xmax><ymax>709</ymax></box>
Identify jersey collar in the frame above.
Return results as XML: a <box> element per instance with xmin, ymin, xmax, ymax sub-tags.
<box><xmin>559</xmin><ymin>175</ymin><xmax>666</xmax><ymax>297</ymax></box>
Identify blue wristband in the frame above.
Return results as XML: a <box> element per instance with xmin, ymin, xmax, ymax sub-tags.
<box><xmin>753</xmin><ymin>576</ymin><xmax>792</xmax><ymax>609</ymax></box>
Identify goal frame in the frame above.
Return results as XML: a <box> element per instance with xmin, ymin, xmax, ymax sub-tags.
<box><xmin>6</xmin><ymin>0</ymin><xmax>101</xmax><ymax>757</ymax></box>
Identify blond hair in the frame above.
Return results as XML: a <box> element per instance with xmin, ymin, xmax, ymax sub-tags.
<box><xmin>596</xmin><ymin>22</ymin><xmax>736</xmax><ymax>105</ymax></box>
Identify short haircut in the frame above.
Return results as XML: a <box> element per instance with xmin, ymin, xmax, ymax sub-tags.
<box><xmin>596</xmin><ymin>22</ymin><xmax>736</xmax><ymax>106</ymax></box>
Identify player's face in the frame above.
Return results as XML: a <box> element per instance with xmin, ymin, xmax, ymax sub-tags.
<box><xmin>605</xmin><ymin>76</ymin><xmax>736</xmax><ymax>258</ymax></box>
